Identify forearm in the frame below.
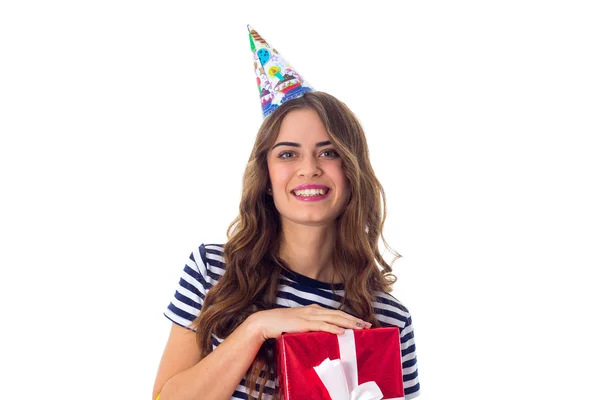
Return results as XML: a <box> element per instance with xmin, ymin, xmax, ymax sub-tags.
<box><xmin>158</xmin><ymin>316</ymin><xmax>265</xmax><ymax>400</ymax></box>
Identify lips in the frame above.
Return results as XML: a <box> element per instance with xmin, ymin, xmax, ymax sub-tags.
<box><xmin>292</xmin><ymin>188</ymin><xmax>330</xmax><ymax>196</ymax></box>
<box><xmin>291</xmin><ymin>187</ymin><xmax>331</xmax><ymax>201</ymax></box>
<box><xmin>291</xmin><ymin>184</ymin><xmax>330</xmax><ymax>192</ymax></box>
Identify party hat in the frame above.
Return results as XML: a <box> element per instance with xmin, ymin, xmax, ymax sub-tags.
<box><xmin>248</xmin><ymin>24</ymin><xmax>313</xmax><ymax>118</ymax></box>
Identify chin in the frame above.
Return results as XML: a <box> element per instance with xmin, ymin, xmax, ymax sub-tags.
<box><xmin>297</xmin><ymin>213</ymin><xmax>339</xmax><ymax>225</ymax></box>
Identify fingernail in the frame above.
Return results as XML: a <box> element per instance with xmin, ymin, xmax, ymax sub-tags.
<box><xmin>364</xmin><ymin>322</ymin><xmax>372</xmax><ymax>328</ymax></box>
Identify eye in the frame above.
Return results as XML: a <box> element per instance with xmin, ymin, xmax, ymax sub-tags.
<box><xmin>277</xmin><ymin>150</ymin><xmax>297</xmax><ymax>159</ymax></box>
<box><xmin>321</xmin><ymin>149</ymin><xmax>339</xmax><ymax>158</ymax></box>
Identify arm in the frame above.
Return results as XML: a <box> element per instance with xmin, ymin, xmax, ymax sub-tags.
<box><xmin>153</xmin><ymin>305</ymin><xmax>370</xmax><ymax>400</ymax></box>
<box><xmin>153</xmin><ymin>316</ymin><xmax>264</xmax><ymax>400</ymax></box>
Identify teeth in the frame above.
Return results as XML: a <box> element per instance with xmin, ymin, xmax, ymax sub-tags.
<box><xmin>294</xmin><ymin>188</ymin><xmax>327</xmax><ymax>197</ymax></box>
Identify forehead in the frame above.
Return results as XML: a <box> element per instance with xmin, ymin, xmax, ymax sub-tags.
<box><xmin>276</xmin><ymin>108</ymin><xmax>330</xmax><ymax>142</ymax></box>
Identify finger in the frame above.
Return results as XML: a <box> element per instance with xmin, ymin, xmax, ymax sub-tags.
<box><xmin>305</xmin><ymin>313</ymin><xmax>370</xmax><ymax>330</ymax></box>
<box><xmin>308</xmin><ymin>321</ymin><xmax>346</xmax><ymax>335</ymax></box>
<box><xmin>300</xmin><ymin>305</ymin><xmax>372</xmax><ymax>328</ymax></box>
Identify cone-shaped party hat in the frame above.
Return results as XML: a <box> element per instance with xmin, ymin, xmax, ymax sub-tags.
<box><xmin>248</xmin><ymin>24</ymin><xmax>313</xmax><ymax>119</ymax></box>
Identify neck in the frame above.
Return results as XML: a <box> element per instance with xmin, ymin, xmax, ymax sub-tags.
<box><xmin>279</xmin><ymin>219</ymin><xmax>341</xmax><ymax>284</ymax></box>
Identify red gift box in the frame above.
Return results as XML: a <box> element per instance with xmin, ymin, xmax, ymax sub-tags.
<box><xmin>276</xmin><ymin>327</ymin><xmax>405</xmax><ymax>400</ymax></box>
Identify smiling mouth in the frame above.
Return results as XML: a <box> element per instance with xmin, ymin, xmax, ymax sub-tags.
<box><xmin>291</xmin><ymin>188</ymin><xmax>330</xmax><ymax>197</ymax></box>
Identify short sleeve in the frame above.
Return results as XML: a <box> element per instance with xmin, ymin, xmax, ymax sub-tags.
<box><xmin>163</xmin><ymin>244</ymin><xmax>213</xmax><ymax>332</ymax></box>
<box><xmin>400</xmin><ymin>312</ymin><xmax>421</xmax><ymax>399</ymax></box>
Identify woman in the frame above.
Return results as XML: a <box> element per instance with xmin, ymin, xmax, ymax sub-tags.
<box><xmin>152</xmin><ymin>91</ymin><xmax>421</xmax><ymax>399</ymax></box>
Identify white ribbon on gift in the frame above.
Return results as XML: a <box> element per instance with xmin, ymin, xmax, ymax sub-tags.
<box><xmin>313</xmin><ymin>329</ymin><xmax>404</xmax><ymax>400</ymax></box>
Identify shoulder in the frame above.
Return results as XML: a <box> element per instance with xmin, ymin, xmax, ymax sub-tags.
<box><xmin>185</xmin><ymin>243</ymin><xmax>227</xmax><ymax>289</ymax></box>
<box><xmin>195</xmin><ymin>243</ymin><xmax>225</xmax><ymax>287</ymax></box>
<box><xmin>372</xmin><ymin>291</ymin><xmax>413</xmax><ymax>331</ymax></box>
<box><xmin>163</xmin><ymin>242</ymin><xmax>227</xmax><ymax>331</ymax></box>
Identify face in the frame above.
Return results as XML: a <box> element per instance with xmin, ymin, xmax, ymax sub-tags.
<box><xmin>266</xmin><ymin>108</ymin><xmax>350</xmax><ymax>227</ymax></box>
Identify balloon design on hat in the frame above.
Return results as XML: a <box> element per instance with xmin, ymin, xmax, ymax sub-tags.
<box><xmin>248</xmin><ymin>24</ymin><xmax>313</xmax><ymax>118</ymax></box>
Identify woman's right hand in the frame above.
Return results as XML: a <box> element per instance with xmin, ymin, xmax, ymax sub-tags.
<box><xmin>246</xmin><ymin>304</ymin><xmax>372</xmax><ymax>341</ymax></box>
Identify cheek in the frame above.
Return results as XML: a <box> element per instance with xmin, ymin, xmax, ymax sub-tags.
<box><xmin>327</xmin><ymin>166</ymin><xmax>348</xmax><ymax>189</ymax></box>
<box><xmin>269</xmin><ymin>166</ymin><xmax>293</xmax><ymax>189</ymax></box>
<box><xmin>334</xmin><ymin>173</ymin><xmax>351</xmax><ymax>200</ymax></box>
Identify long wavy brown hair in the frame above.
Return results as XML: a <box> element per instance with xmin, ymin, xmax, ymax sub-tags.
<box><xmin>191</xmin><ymin>91</ymin><xmax>400</xmax><ymax>399</ymax></box>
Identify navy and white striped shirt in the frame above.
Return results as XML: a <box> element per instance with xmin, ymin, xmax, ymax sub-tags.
<box><xmin>164</xmin><ymin>243</ymin><xmax>421</xmax><ymax>399</ymax></box>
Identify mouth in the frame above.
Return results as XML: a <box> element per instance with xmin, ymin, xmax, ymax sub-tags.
<box><xmin>291</xmin><ymin>187</ymin><xmax>330</xmax><ymax>197</ymax></box>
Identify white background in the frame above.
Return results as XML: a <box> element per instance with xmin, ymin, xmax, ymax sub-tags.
<box><xmin>1</xmin><ymin>1</ymin><xmax>599</xmax><ymax>399</ymax></box>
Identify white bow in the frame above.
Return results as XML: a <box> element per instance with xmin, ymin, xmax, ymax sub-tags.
<box><xmin>312</xmin><ymin>330</ymin><xmax>403</xmax><ymax>400</ymax></box>
<box><xmin>314</xmin><ymin>357</ymin><xmax>383</xmax><ymax>400</ymax></box>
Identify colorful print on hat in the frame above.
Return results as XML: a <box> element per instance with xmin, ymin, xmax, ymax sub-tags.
<box><xmin>248</xmin><ymin>24</ymin><xmax>313</xmax><ymax>118</ymax></box>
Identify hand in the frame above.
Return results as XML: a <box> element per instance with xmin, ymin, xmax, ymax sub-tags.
<box><xmin>246</xmin><ymin>304</ymin><xmax>372</xmax><ymax>341</ymax></box>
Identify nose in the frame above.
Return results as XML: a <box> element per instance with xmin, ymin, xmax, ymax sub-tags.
<box><xmin>297</xmin><ymin>155</ymin><xmax>322</xmax><ymax>178</ymax></box>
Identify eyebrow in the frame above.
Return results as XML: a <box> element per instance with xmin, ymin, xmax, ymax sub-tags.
<box><xmin>271</xmin><ymin>140</ymin><xmax>332</xmax><ymax>150</ymax></box>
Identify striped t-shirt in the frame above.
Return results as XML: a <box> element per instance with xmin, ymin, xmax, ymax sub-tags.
<box><xmin>164</xmin><ymin>243</ymin><xmax>421</xmax><ymax>399</ymax></box>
